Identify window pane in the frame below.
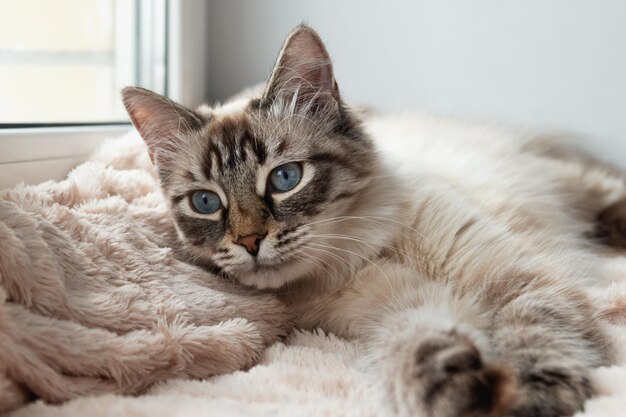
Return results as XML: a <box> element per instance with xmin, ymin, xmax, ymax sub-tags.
<box><xmin>0</xmin><ymin>0</ymin><xmax>167</xmax><ymax>124</ymax></box>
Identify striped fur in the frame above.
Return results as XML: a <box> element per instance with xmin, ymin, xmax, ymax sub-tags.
<box><xmin>123</xmin><ymin>25</ymin><xmax>624</xmax><ymax>417</ymax></box>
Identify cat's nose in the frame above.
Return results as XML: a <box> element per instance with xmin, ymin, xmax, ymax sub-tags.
<box><xmin>236</xmin><ymin>233</ymin><xmax>265</xmax><ymax>256</ymax></box>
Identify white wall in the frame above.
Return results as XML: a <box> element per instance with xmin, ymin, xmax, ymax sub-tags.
<box><xmin>207</xmin><ymin>1</ymin><xmax>626</xmax><ymax>167</ymax></box>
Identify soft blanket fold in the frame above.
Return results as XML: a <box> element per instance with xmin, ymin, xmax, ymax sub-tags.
<box><xmin>0</xmin><ymin>132</ymin><xmax>288</xmax><ymax>413</ymax></box>
<box><xmin>3</xmin><ymin>130</ymin><xmax>626</xmax><ymax>417</ymax></box>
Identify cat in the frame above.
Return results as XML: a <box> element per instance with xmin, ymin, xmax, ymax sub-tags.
<box><xmin>122</xmin><ymin>25</ymin><xmax>624</xmax><ymax>417</ymax></box>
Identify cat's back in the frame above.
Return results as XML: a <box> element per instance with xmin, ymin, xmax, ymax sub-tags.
<box><xmin>362</xmin><ymin>112</ymin><xmax>612</xmax><ymax>275</ymax></box>
<box><xmin>365</xmin><ymin>113</ymin><xmax>546</xmax><ymax>200</ymax></box>
<box><xmin>364</xmin><ymin>113</ymin><xmax>585</xmax><ymax>229</ymax></box>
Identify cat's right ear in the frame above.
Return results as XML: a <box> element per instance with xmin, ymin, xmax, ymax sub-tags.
<box><xmin>260</xmin><ymin>25</ymin><xmax>340</xmax><ymax>115</ymax></box>
<box><xmin>122</xmin><ymin>87</ymin><xmax>204</xmax><ymax>164</ymax></box>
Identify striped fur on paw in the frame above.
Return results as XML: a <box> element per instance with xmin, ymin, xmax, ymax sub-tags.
<box><xmin>507</xmin><ymin>362</ymin><xmax>592</xmax><ymax>417</ymax></box>
<box><xmin>595</xmin><ymin>198</ymin><xmax>626</xmax><ymax>248</ymax></box>
<box><xmin>410</xmin><ymin>330</ymin><xmax>516</xmax><ymax>417</ymax></box>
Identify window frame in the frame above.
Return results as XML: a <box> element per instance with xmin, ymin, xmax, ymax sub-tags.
<box><xmin>0</xmin><ymin>125</ymin><xmax>130</xmax><ymax>189</ymax></box>
<box><xmin>0</xmin><ymin>0</ymin><xmax>208</xmax><ymax>189</ymax></box>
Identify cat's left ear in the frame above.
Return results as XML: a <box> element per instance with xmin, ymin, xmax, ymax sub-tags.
<box><xmin>261</xmin><ymin>25</ymin><xmax>340</xmax><ymax>114</ymax></box>
<box><xmin>122</xmin><ymin>87</ymin><xmax>204</xmax><ymax>164</ymax></box>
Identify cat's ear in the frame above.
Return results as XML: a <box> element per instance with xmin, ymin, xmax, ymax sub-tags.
<box><xmin>261</xmin><ymin>25</ymin><xmax>340</xmax><ymax>114</ymax></box>
<box><xmin>122</xmin><ymin>87</ymin><xmax>204</xmax><ymax>164</ymax></box>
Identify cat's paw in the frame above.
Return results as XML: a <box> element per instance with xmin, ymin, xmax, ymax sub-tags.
<box><xmin>508</xmin><ymin>362</ymin><xmax>592</xmax><ymax>417</ymax></box>
<box><xmin>595</xmin><ymin>198</ymin><xmax>626</xmax><ymax>248</ymax></box>
<box><xmin>395</xmin><ymin>330</ymin><xmax>516</xmax><ymax>417</ymax></box>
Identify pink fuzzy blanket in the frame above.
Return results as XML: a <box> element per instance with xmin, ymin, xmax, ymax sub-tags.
<box><xmin>0</xmin><ymin>132</ymin><xmax>289</xmax><ymax>413</ymax></box>
<box><xmin>3</xmin><ymin>130</ymin><xmax>626</xmax><ymax>417</ymax></box>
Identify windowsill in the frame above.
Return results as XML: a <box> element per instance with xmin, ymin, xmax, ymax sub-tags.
<box><xmin>0</xmin><ymin>124</ymin><xmax>132</xmax><ymax>189</ymax></box>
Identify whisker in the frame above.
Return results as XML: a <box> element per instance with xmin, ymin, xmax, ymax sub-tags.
<box><xmin>300</xmin><ymin>244</ymin><xmax>356</xmax><ymax>275</ymax></box>
<box><xmin>306</xmin><ymin>215</ymin><xmax>439</xmax><ymax>253</ymax></box>
<box><xmin>309</xmin><ymin>233</ymin><xmax>426</xmax><ymax>273</ymax></box>
<box><xmin>293</xmin><ymin>249</ymin><xmax>333</xmax><ymax>276</ymax></box>
<box><xmin>295</xmin><ymin>247</ymin><xmax>342</xmax><ymax>278</ymax></box>
<box><xmin>306</xmin><ymin>241</ymin><xmax>395</xmax><ymax>297</ymax></box>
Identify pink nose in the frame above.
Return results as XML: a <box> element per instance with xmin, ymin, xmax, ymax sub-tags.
<box><xmin>236</xmin><ymin>233</ymin><xmax>264</xmax><ymax>256</ymax></box>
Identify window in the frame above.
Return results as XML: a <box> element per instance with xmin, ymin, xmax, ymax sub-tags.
<box><xmin>0</xmin><ymin>0</ymin><xmax>168</xmax><ymax>125</ymax></box>
<box><xmin>0</xmin><ymin>0</ymin><xmax>207</xmax><ymax>189</ymax></box>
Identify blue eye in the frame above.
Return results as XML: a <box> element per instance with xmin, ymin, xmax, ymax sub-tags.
<box><xmin>190</xmin><ymin>190</ymin><xmax>222</xmax><ymax>214</ymax></box>
<box><xmin>269</xmin><ymin>162</ymin><xmax>302</xmax><ymax>192</ymax></box>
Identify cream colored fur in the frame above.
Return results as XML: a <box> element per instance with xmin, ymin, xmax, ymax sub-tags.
<box><xmin>6</xmin><ymin>117</ymin><xmax>626</xmax><ymax>417</ymax></box>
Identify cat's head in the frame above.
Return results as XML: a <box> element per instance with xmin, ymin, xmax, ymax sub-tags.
<box><xmin>123</xmin><ymin>26</ymin><xmax>396</xmax><ymax>289</ymax></box>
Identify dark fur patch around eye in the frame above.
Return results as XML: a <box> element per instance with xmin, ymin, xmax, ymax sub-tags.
<box><xmin>171</xmin><ymin>194</ymin><xmax>186</xmax><ymax>205</ymax></box>
<box><xmin>179</xmin><ymin>98</ymin><xmax>374</xmax><ymax>240</ymax></box>
<box><xmin>175</xmin><ymin>213</ymin><xmax>226</xmax><ymax>244</ymax></box>
<box><xmin>273</xmin><ymin>164</ymin><xmax>333</xmax><ymax>219</ymax></box>
<box><xmin>309</xmin><ymin>152</ymin><xmax>367</xmax><ymax>179</ymax></box>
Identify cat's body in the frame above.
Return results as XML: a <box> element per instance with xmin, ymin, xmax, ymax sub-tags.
<box><xmin>278</xmin><ymin>113</ymin><xmax>619</xmax><ymax>416</ymax></box>
<box><xmin>281</xmin><ymin>114</ymin><xmax>603</xmax><ymax>318</ymax></box>
<box><xmin>123</xmin><ymin>26</ymin><xmax>623</xmax><ymax>417</ymax></box>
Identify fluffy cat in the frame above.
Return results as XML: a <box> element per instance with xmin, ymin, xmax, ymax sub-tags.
<box><xmin>122</xmin><ymin>25</ymin><xmax>624</xmax><ymax>417</ymax></box>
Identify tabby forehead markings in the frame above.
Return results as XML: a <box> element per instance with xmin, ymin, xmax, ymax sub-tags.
<box><xmin>201</xmin><ymin>127</ymin><xmax>268</xmax><ymax>182</ymax></box>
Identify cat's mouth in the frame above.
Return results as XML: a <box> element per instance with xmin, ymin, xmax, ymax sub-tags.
<box><xmin>233</xmin><ymin>254</ymin><xmax>313</xmax><ymax>289</ymax></box>
<box><xmin>220</xmin><ymin>250</ymin><xmax>310</xmax><ymax>289</ymax></box>
<box><xmin>252</xmin><ymin>255</ymin><xmax>299</xmax><ymax>273</ymax></box>
<box><xmin>252</xmin><ymin>261</ymin><xmax>278</xmax><ymax>273</ymax></box>
<box><xmin>217</xmin><ymin>253</ymin><xmax>300</xmax><ymax>276</ymax></box>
